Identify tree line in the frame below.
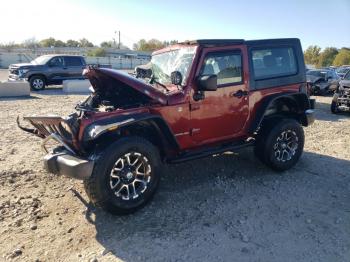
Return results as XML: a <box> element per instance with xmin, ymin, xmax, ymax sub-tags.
<box><xmin>6</xmin><ymin>37</ymin><xmax>349</xmax><ymax>65</ymax></box>
<box><xmin>0</xmin><ymin>38</ymin><xmax>177</xmax><ymax>52</ymax></box>
<box><xmin>304</xmin><ymin>46</ymin><xmax>350</xmax><ymax>67</ymax></box>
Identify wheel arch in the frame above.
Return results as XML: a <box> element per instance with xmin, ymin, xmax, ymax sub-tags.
<box><xmin>28</xmin><ymin>74</ymin><xmax>47</xmax><ymax>83</ymax></box>
<box><xmin>248</xmin><ymin>92</ymin><xmax>312</xmax><ymax>134</ymax></box>
<box><xmin>82</xmin><ymin>113</ymin><xmax>179</xmax><ymax>159</ymax></box>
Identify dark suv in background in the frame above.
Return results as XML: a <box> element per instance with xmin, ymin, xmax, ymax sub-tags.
<box><xmin>9</xmin><ymin>55</ymin><xmax>87</xmax><ymax>90</ymax></box>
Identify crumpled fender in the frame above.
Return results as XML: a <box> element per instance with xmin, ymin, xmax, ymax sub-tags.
<box><xmin>82</xmin><ymin>112</ymin><xmax>179</xmax><ymax>150</ymax></box>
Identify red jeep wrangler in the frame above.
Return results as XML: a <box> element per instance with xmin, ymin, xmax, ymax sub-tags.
<box><xmin>18</xmin><ymin>38</ymin><xmax>315</xmax><ymax>215</ymax></box>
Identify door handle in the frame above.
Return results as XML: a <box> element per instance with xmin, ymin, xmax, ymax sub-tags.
<box><xmin>231</xmin><ymin>90</ymin><xmax>248</xmax><ymax>98</ymax></box>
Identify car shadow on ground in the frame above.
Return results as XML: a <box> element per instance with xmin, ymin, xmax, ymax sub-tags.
<box><xmin>32</xmin><ymin>86</ymin><xmax>90</xmax><ymax>96</ymax></box>
<box><xmin>0</xmin><ymin>95</ymin><xmax>41</xmax><ymax>102</ymax></box>
<box><xmin>78</xmin><ymin>149</ymin><xmax>350</xmax><ymax>261</ymax></box>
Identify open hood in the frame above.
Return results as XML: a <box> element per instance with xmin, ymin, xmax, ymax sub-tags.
<box><xmin>84</xmin><ymin>67</ymin><xmax>168</xmax><ymax>105</ymax></box>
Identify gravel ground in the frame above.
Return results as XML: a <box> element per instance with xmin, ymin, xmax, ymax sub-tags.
<box><xmin>0</xmin><ymin>90</ymin><xmax>349</xmax><ymax>262</ymax></box>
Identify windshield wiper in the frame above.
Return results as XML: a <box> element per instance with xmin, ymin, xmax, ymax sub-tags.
<box><xmin>150</xmin><ymin>76</ymin><xmax>167</xmax><ymax>89</ymax></box>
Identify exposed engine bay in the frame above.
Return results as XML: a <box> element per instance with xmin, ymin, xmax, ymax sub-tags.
<box><xmin>77</xmin><ymin>71</ymin><xmax>154</xmax><ymax>112</ymax></box>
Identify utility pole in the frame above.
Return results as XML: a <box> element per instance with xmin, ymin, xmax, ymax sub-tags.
<box><xmin>114</xmin><ymin>30</ymin><xmax>121</xmax><ymax>49</ymax></box>
<box><xmin>118</xmin><ymin>30</ymin><xmax>121</xmax><ymax>49</ymax></box>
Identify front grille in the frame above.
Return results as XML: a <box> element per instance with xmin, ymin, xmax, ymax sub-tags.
<box><xmin>24</xmin><ymin>116</ymin><xmax>77</xmax><ymax>148</ymax></box>
<box><xmin>9</xmin><ymin>68</ymin><xmax>19</xmax><ymax>75</ymax></box>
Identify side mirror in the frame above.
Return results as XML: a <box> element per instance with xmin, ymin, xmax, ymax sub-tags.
<box><xmin>197</xmin><ymin>75</ymin><xmax>217</xmax><ymax>91</ymax></box>
<box><xmin>171</xmin><ymin>71</ymin><xmax>183</xmax><ymax>86</ymax></box>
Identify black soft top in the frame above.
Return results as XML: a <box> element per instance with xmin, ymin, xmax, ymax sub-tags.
<box><xmin>181</xmin><ymin>38</ymin><xmax>301</xmax><ymax>47</ymax></box>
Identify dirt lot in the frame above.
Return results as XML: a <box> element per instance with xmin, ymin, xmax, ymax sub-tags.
<box><xmin>0</xmin><ymin>89</ymin><xmax>349</xmax><ymax>261</ymax></box>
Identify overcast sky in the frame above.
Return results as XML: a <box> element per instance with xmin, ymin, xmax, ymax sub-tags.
<box><xmin>0</xmin><ymin>0</ymin><xmax>349</xmax><ymax>49</ymax></box>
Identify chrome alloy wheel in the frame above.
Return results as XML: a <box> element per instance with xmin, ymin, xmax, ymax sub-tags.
<box><xmin>32</xmin><ymin>78</ymin><xmax>44</xmax><ymax>89</ymax></box>
<box><xmin>273</xmin><ymin>130</ymin><xmax>299</xmax><ymax>162</ymax></box>
<box><xmin>109</xmin><ymin>152</ymin><xmax>151</xmax><ymax>201</ymax></box>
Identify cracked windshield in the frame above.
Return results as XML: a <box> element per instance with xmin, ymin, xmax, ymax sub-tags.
<box><xmin>151</xmin><ymin>46</ymin><xmax>197</xmax><ymax>85</ymax></box>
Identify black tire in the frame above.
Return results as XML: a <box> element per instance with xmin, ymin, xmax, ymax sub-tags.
<box><xmin>331</xmin><ymin>101</ymin><xmax>339</xmax><ymax>114</ymax></box>
<box><xmin>84</xmin><ymin>136</ymin><xmax>161</xmax><ymax>215</ymax></box>
<box><xmin>320</xmin><ymin>89</ymin><xmax>327</xmax><ymax>96</ymax></box>
<box><xmin>29</xmin><ymin>75</ymin><xmax>46</xmax><ymax>91</ymax></box>
<box><xmin>254</xmin><ymin>118</ymin><xmax>304</xmax><ymax>171</ymax></box>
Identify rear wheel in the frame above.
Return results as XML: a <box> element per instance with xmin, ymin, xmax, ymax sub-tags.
<box><xmin>29</xmin><ymin>76</ymin><xmax>46</xmax><ymax>91</ymax></box>
<box><xmin>84</xmin><ymin>137</ymin><xmax>161</xmax><ymax>215</ymax></box>
<box><xmin>254</xmin><ymin>119</ymin><xmax>304</xmax><ymax>171</ymax></box>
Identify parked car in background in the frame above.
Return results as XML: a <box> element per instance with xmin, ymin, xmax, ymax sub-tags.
<box><xmin>331</xmin><ymin>70</ymin><xmax>350</xmax><ymax>113</ymax></box>
<box><xmin>336</xmin><ymin>66</ymin><xmax>350</xmax><ymax>78</ymax></box>
<box><xmin>8</xmin><ymin>55</ymin><xmax>88</xmax><ymax>90</ymax></box>
<box><xmin>306</xmin><ymin>69</ymin><xmax>340</xmax><ymax>95</ymax></box>
<box><xmin>18</xmin><ymin>38</ymin><xmax>314</xmax><ymax>215</ymax></box>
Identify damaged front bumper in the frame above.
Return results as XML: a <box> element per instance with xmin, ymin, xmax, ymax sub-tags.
<box><xmin>42</xmin><ymin>135</ymin><xmax>94</xmax><ymax>180</ymax></box>
<box><xmin>44</xmin><ymin>150</ymin><xmax>94</xmax><ymax>180</ymax></box>
<box><xmin>17</xmin><ymin>115</ymin><xmax>93</xmax><ymax>180</ymax></box>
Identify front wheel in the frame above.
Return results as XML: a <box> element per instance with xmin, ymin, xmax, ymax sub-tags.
<box><xmin>84</xmin><ymin>137</ymin><xmax>161</xmax><ymax>215</ymax></box>
<box><xmin>254</xmin><ymin>119</ymin><xmax>305</xmax><ymax>171</ymax></box>
<box><xmin>29</xmin><ymin>76</ymin><xmax>46</xmax><ymax>91</ymax></box>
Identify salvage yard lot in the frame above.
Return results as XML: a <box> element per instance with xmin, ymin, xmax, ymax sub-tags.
<box><xmin>0</xmin><ymin>90</ymin><xmax>349</xmax><ymax>261</ymax></box>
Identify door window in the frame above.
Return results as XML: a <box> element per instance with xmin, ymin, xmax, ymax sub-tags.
<box><xmin>201</xmin><ymin>52</ymin><xmax>242</xmax><ymax>86</ymax></box>
<box><xmin>48</xmin><ymin>57</ymin><xmax>64</xmax><ymax>67</ymax></box>
<box><xmin>64</xmin><ymin>57</ymin><xmax>83</xmax><ymax>66</ymax></box>
<box><xmin>251</xmin><ymin>47</ymin><xmax>297</xmax><ymax>79</ymax></box>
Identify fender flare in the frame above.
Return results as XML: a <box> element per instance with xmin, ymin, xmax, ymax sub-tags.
<box><xmin>82</xmin><ymin>113</ymin><xmax>179</xmax><ymax>150</ymax></box>
<box><xmin>248</xmin><ymin>92</ymin><xmax>311</xmax><ymax>134</ymax></box>
<box><xmin>28</xmin><ymin>73</ymin><xmax>47</xmax><ymax>82</ymax></box>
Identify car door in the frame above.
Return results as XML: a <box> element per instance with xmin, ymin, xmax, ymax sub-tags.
<box><xmin>63</xmin><ymin>56</ymin><xmax>85</xmax><ymax>79</ymax></box>
<box><xmin>47</xmin><ymin>56</ymin><xmax>67</xmax><ymax>83</ymax></box>
<box><xmin>189</xmin><ymin>46</ymin><xmax>249</xmax><ymax>145</ymax></box>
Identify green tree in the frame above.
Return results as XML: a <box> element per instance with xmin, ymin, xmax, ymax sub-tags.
<box><xmin>79</xmin><ymin>38</ymin><xmax>94</xmax><ymax>48</ymax></box>
<box><xmin>101</xmin><ymin>40</ymin><xmax>130</xmax><ymax>49</ymax></box>
<box><xmin>317</xmin><ymin>47</ymin><xmax>338</xmax><ymax>68</ymax></box>
<box><xmin>66</xmin><ymin>39</ymin><xmax>80</xmax><ymax>47</ymax></box>
<box><xmin>87</xmin><ymin>48</ymin><xmax>106</xmax><ymax>57</ymax></box>
<box><xmin>304</xmin><ymin>45</ymin><xmax>321</xmax><ymax>65</ymax></box>
<box><xmin>333</xmin><ymin>49</ymin><xmax>350</xmax><ymax>66</ymax></box>
<box><xmin>100</xmin><ymin>41</ymin><xmax>113</xmax><ymax>48</ymax></box>
<box><xmin>54</xmin><ymin>40</ymin><xmax>66</xmax><ymax>47</ymax></box>
<box><xmin>133</xmin><ymin>39</ymin><xmax>168</xmax><ymax>51</ymax></box>
<box><xmin>39</xmin><ymin>37</ymin><xmax>57</xmax><ymax>47</ymax></box>
<box><xmin>39</xmin><ymin>37</ymin><xmax>66</xmax><ymax>47</ymax></box>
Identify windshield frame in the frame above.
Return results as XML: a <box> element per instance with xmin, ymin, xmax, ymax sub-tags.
<box><xmin>150</xmin><ymin>46</ymin><xmax>197</xmax><ymax>87</ymax></box>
